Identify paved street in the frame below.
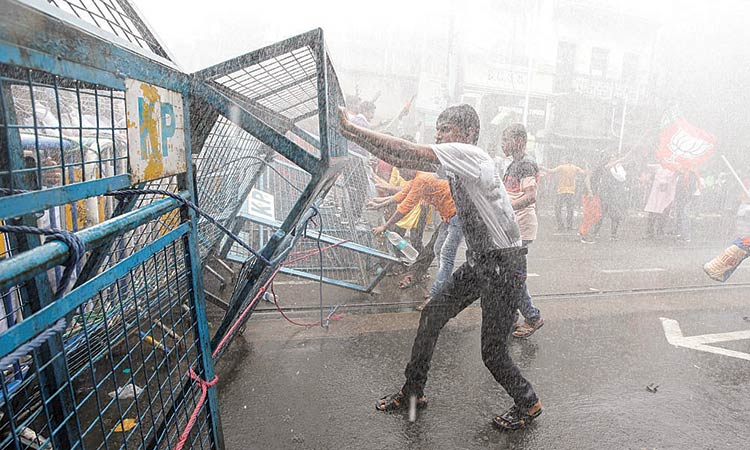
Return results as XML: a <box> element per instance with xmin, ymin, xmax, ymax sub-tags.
<box><xmin>210</xmin><ymin>215</ymin><xmax>750</xmax><ymax>449</ymax></box>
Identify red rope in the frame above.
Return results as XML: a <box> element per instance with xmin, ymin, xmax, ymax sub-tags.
<box><xmin>173</xmin><ymin>238</ymin><xmax>350</xmax><ymax>448</ymax></box>
<box><xmin>173</xmin><ymin>368</ymin><xmax>219</xmax><ymax>450</ymax></box>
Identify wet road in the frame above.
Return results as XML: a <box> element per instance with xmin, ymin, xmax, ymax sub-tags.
<box><xmin>216</xmin><ymin>284</ymin><xmax>750</xmax><ymax>449</ymax></box>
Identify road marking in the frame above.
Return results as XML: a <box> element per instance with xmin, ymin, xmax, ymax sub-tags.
<box><xmin>599</xmin><ymin>268</ymin><xmax>665</xmax><ymax>274</ymax></box>
<box><xmin>527</xmin><ymin>273</ymin><xmax>539</xmax><ymax>277</ymax></box>
<box><xmin>660</xmin><ymin>317</ymin><xmax>750</xmax><ymax>362</ymax></box>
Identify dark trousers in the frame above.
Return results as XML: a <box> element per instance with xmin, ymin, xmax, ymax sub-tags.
<box><xmin>592</xmin><ymin>201</ymin><xmax>623</xmax><ymax>238</ymax></box>
<box><xmin>555</xmin><ymin>193</ymin><xmax>575</xmax><ymax>230</ymax></box>
<box><xmin>403</xmin><ymin>248</ymin><xmax>539</xmax><ymax>409</ymax></box>
<box><xmin>647</xmin><ymin>212</ymin><xmax>667</xmax><ymax>237</ymax></box>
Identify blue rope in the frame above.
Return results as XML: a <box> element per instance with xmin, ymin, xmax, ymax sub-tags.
<box><xmin>0</xmin><ymin>225</ymin><xmax>85</xmax><ymax>299</ymax></box>
<box><xmin>0</xmin><ymin>318</ymin><xmax>67</xmax><ymax>371</ymax></box>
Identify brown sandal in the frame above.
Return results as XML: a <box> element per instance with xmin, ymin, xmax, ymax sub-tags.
<box><xmin>375</xmin><ymin>390</ymin><xmax>428</xmax><ymax>412</ymax></box>
<box><xmin>512</xmin><ymin>318</ymin><xmax>544</xmax><ymax>339</ymax></box>
<box><xmin>398</xmin><ymin>274</ymin><xmax>416</xmax><ymax>289</ymax></box>
<box><xmin>493</xmin><ymin>401</ymin><xmax>542</xmax><ymax>430</ymax></box>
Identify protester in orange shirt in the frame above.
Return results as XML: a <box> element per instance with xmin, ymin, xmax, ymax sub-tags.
<box><xmin>368</xmin><ymin>171</ymin><xmax>462</xmax><ymax>309</ymax></box>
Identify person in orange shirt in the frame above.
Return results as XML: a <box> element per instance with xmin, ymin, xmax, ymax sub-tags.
<box><xmin>545</xmin><ymin>155</ymin><xmax>585</xmax><ymax>231</ymax></box>
<box><xmin>368</xmin><ymin>171</ymin><xmax>462</xmax><ymax>309</ymax></box>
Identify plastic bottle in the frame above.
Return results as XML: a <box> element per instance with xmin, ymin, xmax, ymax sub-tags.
<box><xmin>385</xmin><ymin>230</ymin><xmax>419</xmax><ymax>263</ymax></box>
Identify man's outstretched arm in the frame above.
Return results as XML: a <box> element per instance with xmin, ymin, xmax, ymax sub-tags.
<box><xmin>339</xmin><ymin>107</ymin><xmax>438</xmax><ymax>171</ymax></box>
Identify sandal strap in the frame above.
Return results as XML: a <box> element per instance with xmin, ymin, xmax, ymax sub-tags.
<box><xmin>376</xmin><ymin>390</ymin><xmax>427</xmax><ymax>411</ymax></box>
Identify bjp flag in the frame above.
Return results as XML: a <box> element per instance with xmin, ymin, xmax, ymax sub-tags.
<box><xmin>657</xmin><ymin>118</ymin><xmax>716</xmax><ymax>173</ymax></box>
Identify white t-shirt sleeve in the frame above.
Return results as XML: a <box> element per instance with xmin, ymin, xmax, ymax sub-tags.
<box><xmin>430</xmin><ymin>143</ymin><xmax>486</xmax><ymax>182</ymax></box>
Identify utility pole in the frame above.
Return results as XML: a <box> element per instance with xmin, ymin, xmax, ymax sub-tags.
<box><xmin>522</xmin><ymin>0</ymin><xmax>540</xmax><ymax>127</ymax></box>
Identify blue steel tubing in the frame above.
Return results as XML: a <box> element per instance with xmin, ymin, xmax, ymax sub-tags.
<box><xmin>0</xmin><ymin>225</ymin><xmax>84</xmax><ymax>299</ymax></box>
<box><xmin>0</xmin><ymin>194</ymin><xmax>183</xmax><ymax>294</ymax></box>
<box><xmin>0</xmin><ymin>221</ymin><xmax>187</xmax><ymax>363</ymax></box>
<box><xmin>0</xmin><ymin>5</ymin><xmax>219</xmax><ymax>448</ymax></box>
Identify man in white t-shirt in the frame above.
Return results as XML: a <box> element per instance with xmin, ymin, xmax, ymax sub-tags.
<box><xmin>338</xmin><ymin>104</ymin><xmax>542</xmax><ymax>431</ymax></box>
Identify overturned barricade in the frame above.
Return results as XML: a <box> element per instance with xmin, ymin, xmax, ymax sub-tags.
<box><xmin>0</xmin><ymin>1</ymin><xmax>395</xmax><ymax>448</ymax></box>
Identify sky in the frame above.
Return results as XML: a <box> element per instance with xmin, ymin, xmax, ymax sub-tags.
<box><xmin>131</xmin><ymin>0</ymin><xmax>721</xmax><ymax>73</ymax></box>
<box><xmin>132</xmin><ymin>0</ymin><xmax>455</xmax><ymax>72</ymax></box>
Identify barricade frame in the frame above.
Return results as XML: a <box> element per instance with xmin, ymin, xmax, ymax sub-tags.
<box><xmin>0</xmin><ymin>1</ymin><xmax>356</xmax><ymax>448</ymax></box>
<box><xmin>0</xmin><ymin>0</ymin><xmax>224</xmax><ymax>447</ymax></box>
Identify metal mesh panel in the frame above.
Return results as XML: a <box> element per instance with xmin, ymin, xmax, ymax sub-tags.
<box><xmin>0</xmin><ymin>65</ymin><xmax>128</xmax><ymax>196</ymax></box>
<box><xmin>45</xmin><ymin>0</ymin><xmax>172</xmax><ymax>60</ymax></box>
<box><xmin>97</xmin><ymin>178</ymin><xmax>182</xmax><ymax>272</ymax></box>
<box><xmin>0</xmin><ymin>234</ymin><xmax>214</xmax><ymax>449</ymax></box>
<box><xmin>192</xmin><ymin>116</ymin><xmax>272</xmax><ymax>257</ymax></box>
<box><xmin>226</xmin><ymin>156</ymin><xmax>393</xmax><ymax>289</ymax></box>
<box><xmin>0</xmin><ymin>227</ymin><xmax>25</xmax><ymax>336</ymax></box>
<box><xmin>96</xmin><ymin>114</ymin><xmax>275</xmax><ymax>270</ymax></box>
<box><xmin>212</xmin><ymin>46</ymin><xmax>318</xmax><ymax>124</ymax></box>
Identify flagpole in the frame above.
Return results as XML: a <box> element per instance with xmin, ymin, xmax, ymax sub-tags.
<box><xmin>721</xmin><ymin>155</ymin><xmax>750</xmax><ymax>198</ymax></box>
<box><xmin>617</xmin><ymin>100</ymin><xmax>627</xmax><ymax>155</ymax></box>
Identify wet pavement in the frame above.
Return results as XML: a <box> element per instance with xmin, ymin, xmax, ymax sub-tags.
<box><xmin>215</xmin><ymin>289</ymin><xmax>750</xmax><ymax>449</ymax></box>
<box><xmin>208</xmin><ymin>215</ymin><xmax>750</xmax><ymax>449</ymax></box>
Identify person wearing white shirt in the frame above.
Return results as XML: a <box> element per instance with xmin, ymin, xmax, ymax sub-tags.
<box><xmin>338</xmin><ymin>104</ymin><xmax>542</xmax><ymax>431</ymax></box>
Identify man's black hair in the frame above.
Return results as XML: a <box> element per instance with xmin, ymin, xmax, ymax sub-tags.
<box><xmin>437</xmin><ymin>104</ymin><xmax>480</xmax><ymax>144</ymax></box>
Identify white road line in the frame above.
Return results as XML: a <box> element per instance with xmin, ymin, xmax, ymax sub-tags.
<box><xmin>660</xmin><ymin>317</ymin><xmax>750</xmax><ymax>362</ymax></box>
<box><xmin>599</xmin><ymin>268</ymin><xmax>666</xmax><ymax>274</ymax></box>
<box><xmin>527</xmin><ymin>273</ymin><xmax>540</xmax><ymax>277</ymax></box>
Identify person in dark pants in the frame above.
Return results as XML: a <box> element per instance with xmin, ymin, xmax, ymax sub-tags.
<box><xmin>338</xmin><ymin>103</ymin><xmax>542</xmax><ymax>431</ymax></box>
<box><xmin>591</xmin><ymin>152</ymin><xmax>629</xmax><ymax>241</ymax></box>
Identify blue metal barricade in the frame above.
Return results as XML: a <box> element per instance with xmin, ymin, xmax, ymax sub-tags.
<box><xmin>0</xmin><ymin>1</ymin><xmax>224</xmax><ymax>448</ymax></box>
<box><xmin>0</xmin><ymin>1</ymin><xmax>354</xmax><ymax>448</ymax></box>
<box><xmin>0</xmin><ymin>0</ymin><xmax>390</xmax><ymax>448</ymax></box>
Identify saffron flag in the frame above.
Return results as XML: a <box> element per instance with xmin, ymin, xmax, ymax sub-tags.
<box><xmin>657</xmin><ymin>117</ymin><xmax>716</xmax><ymax>172</ymax></box>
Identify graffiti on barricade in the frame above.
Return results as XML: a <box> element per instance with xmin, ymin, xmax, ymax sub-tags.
<box><xmin>126</xmin><ymin>79</ymin><xmax>187</xmax><ymax>182</ymax></box>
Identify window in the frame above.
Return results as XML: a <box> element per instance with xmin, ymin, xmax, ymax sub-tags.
<box><xmin>556</xmin><ymin>41</ymin><xmax>576</xmax><ymax>74</ymax></box>
<box><xmin>621</xmin><ymin>52</ymin><xmax>639</xmax><ymax>84</ymax></box>
<box><xmin>590</xmin><ymin>47</ymin><xmax>609</xmax><ymax>78</ymax></box>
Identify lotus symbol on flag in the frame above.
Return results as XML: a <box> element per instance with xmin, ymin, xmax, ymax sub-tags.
<box><xmin>657</xmin><ymin>118</ymin><xmax>716</xmax><ymax>172</ymax></box>
<box><xmin>668</xmin><ymin>128</ymin><xmax>712</xmax><ymax>158</ymax></box>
